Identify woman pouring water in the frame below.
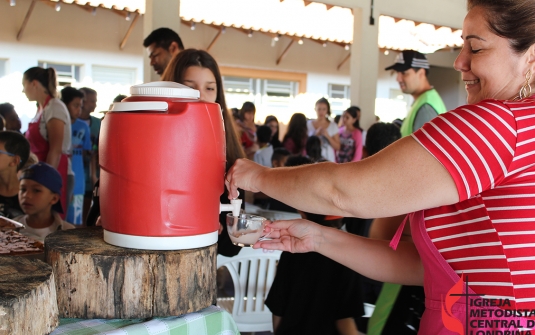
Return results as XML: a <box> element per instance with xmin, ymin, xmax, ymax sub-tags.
<box><xmin>225</xmin><ymin>0</ymin><xmax>535</xmax><ymax>332</ymax></box>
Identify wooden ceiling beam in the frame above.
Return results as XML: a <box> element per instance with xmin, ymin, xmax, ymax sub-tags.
<box><xmin>119</xmin><ymin>12</ymin><xmax>139</xmax><ymax>50</ymax></box>
<box><xmin>276</xmin><ymin>40</ymin><xmax>295</xmax><ymax>65</ymax></box>
<box><xmin>337</xmin><ymin>53</ymin><xmax>350</xmax><ymax>71</ymax></box>
<box><xmin>206</xmin><ymin>27</ymin><xmax>224</xmax><ymax>51</ymax></box>
<box><xmin>17</xmin><ymin>0</ymin><xmax>36</xmax><ymax>41</ymax></box>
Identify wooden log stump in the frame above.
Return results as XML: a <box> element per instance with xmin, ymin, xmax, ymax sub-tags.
<box><xmin>0</xmin><ymin>256</ymin><xmax>59</xmax><ymax>335</ymax></box>
<box><xmin>45</xmin><ymin>227</ymin><xmax>217</xmax><ymax>319</ymax></box>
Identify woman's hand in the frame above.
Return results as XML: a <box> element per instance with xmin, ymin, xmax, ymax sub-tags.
<box><xmin>253</xmin><ymin>219</ymin><xmax>322</xmax><ymax>253</ymax></box>
<box><xmin>225</xmin><ymin>159</ymin><xmax>267</xmax><ymax>199</ymax></box>
<box><xmin>315</xmin><ymin>126</ymin><xmax>326</xmax><ymax>137</ymax></box>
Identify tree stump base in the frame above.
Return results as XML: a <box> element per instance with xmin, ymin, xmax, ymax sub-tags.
<box><xmin>0</xmin><ymin>256</ymin><xmax>58</xmax><ymax>335</ymax></box>
<box><xmin>45</xmin><ymin>227</ymin><xmax>216</xmax><ymax>319</ymax></box>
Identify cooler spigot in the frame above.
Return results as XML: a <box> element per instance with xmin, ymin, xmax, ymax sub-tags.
<box><xmin>220</xmin><ymin>198</ymin><xmax>242</xmax><ymax>217</ymax></box>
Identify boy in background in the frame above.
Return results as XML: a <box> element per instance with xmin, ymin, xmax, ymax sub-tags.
<box><xmin>0</xmin><ymin>131</ymin><xmax>30</xmax><ymax>219</ymax></box>
<box><xmin>253</xmin><ymin>125</ymin><xmax>274</xmax><ymax>167</ymax></box>
<box><xmin>16</xmin><ymin>163</ymin><xmax>74</xmax><ymax>243</ymax></box>
<box><xmin>271</xmin><ymin>147</ymin><xmax>290</xmax><ymax>168</ymax></box>
<box><xmin>61</xmin><ymin>87</ymin><xmax>92</xmax><ymax>225</ymax></box>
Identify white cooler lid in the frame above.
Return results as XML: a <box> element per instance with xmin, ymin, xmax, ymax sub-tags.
<box><xmin>130</xmin><ymin>81</ymin><xmax>200</xmax><ymax>99</ymax></box>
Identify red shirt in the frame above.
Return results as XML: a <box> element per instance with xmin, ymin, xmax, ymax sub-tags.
<box><xmin>413</xmin><ymin>98</ymin><xmax>535</xmax><ymax>309</ymax></box>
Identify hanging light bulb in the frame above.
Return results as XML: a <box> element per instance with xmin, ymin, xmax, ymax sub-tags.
<box><xmin>384</xmin><ymin>50</ymin><xmax>389</xmax><ymax>55</ymax></box>
<box><xmin>221</xmin><ymin>27</ymin><xmax>226</xmax><ymax>34</ymax></box>
<box><xmin>55</xmin><ymin>2</ymin><xmax>61</xmax><ymax>11</ymax></box>
<box><xmin>126</xmin><ymin>12</ymin><xmax>131</xmax><ymax>21</ymax></box>
<box><xmin>322</xmin><ymin>42</ymin><xmax>327</xmax><ymax>47</ymax></box>
<box><xmin>298</xmin><ymin>39</ymin><xmax>304</xmax><ymax>45</ymax></box>
<box><xmin>10</xmin><ymin>0</ymin><xmax>16</xmax><ymax>7</ymax></box>
<box><xmin>274</xmin><ymin>34</ymin><xmax>280</xmax><ymax>42</ymax></box>
<box><xmin>190</xmin><ymin>22</ymin><xmax>196</xmax><ymax>30</ymax></box>
<box><xmin>248</xmin><ymin>30</ymin><xmax>253</xmax><ymax>38</ymax></box>
<box><xmin>344</xmin><ymin>44</ymin><xmax>350</xmax><ymax>50</ymax></box>
<box><xmin>92</xmin><ymin>8</ymin><xmax>97</xmax><ymax>15</ymax></box>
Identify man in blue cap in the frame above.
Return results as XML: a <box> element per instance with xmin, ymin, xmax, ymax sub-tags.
<box><xmin>15</xmin><ymin>162</ymin><xmax>74</xmax><ymax>243</ymax></box>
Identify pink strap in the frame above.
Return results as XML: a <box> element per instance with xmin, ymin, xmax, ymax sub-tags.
<box><xmin>389</xmin><ymin>215</ymin><xmax>409</xmax><ymax>250</ymax></box>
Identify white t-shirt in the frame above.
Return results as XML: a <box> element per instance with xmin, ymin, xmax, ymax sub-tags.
<box><xmin>32</xmin><ymin>98</ymin><xmax>72</xmax><ymax>154</ymax></box>
<box><xmin>15</xmin><ymin>211</ymin><xmax>75</xmax><ymax>243</ymax></box>
<box><xmin>254</xmin><ymin>144</ymin><xmax>274</xmax><ymax>168</ymax></box>
<box><xmin>307</xmin><ymin>119</ymin><xmax>339</xmax><ymax>162</ymax></box>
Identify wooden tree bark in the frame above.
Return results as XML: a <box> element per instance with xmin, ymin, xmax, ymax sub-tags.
<box><xmin>45</xmin><ymin>227</ymin><xmax>217</xmax><ymax>319</ymax></box>
<box><xmin>0</xmin><ymin>256</ymin><xmax>59</xmax><ymax>335</ymax></box>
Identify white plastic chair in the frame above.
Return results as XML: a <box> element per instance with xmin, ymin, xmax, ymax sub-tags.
<box><xmin>217</xmin><ymin>247</ymin><xmax>282</xmax><ymax>333</ymax></box>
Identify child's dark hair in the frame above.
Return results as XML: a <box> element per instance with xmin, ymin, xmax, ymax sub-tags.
<box><xmin>271</xmin><ymin>147</ymin><xmax>290</xmax><ymax>163</ymax></box>
<box><xmin>256</xmin><ymin>125</ymin><xmax>272</xmax><ymax>144</ymax></box>
<box><xmin>61</xmin><ymin>86</ymin><xmax>84</xmax><ymax>106</ymax></box>
<box><xmin>365</xmin><ymin>122</ymin><xmax>401</xmax><ymax>156</ymax></box>
<box><xmin>345</xmin><ymin>106</ymin><xmax>362</xmax><ymax>130</ymax></box>
<box><xmin>315</xmin><ymin>97</ymin><xmax>331</xmax><ymax>116</ymax></box>
<box><xmin>306</xmin><ymin>136</ymin><xmax>322</xmax><ymax>162</ymax></box>
<box><xmin>0</xmin><ymin>131</ymin><xmax>30</xmax><ymax>171</ymax></box>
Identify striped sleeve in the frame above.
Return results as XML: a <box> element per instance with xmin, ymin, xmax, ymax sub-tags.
<box><xmin>411</xmin><ymin>100</ymin><xmax>517</xmax><ymax>201</ymax></box>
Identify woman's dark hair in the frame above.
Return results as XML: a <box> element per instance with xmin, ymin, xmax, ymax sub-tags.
<box><xmin>60</xmin><ymin>86</ymin><xmax>84</xmax><ymax>106</ymax></box>
<box><xmin>315</xmin><ymin>97</ymin><xmax>331</xmax><ymax>117</ymax></box>
<box><xmin>23</xmin><ymin>67</ymin><xmax>58</xmax><ymax>98</ymax></box>
<box><xmin>306</xmin><ymin>136</ymin><xmax>323</xmax><ymax>162</ymax></box>
<box><xmin>161</xmin><ymin>49</ymin><xmax>245</xmax><ymax>170</ymax></box>
<box><xmin>283</xmin><ymin>113</ymin><xmax>308</xmax><ymax>155</ymax></box>
<box><xmin>239</xmin><ymin>101</ymin><xmax>256</xmax><ymax>121</ymax></box>
<box><xmin>468</xmin><ymin>0</ymin><xmax>535</xmax><ymax>53</ymax></box>
<box><xmin>344</xmin><ymin>106</ymin><xmax>362</xmax><ymax>130</ymax></box>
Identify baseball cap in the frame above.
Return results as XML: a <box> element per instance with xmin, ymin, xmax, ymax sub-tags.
<box><xmin>385</xmin><ymin>50</ymin><xmax>430</xmax><ymax>72</ymax></box>
<box><xmin>19</xmin><ymin>162</ymin><xmax>63</xmax><ymax>214</ymax></box>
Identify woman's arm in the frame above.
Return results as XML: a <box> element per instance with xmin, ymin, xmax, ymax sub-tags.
<box><xmin>257</xmin><ymin>219</ymin><xmax>423</xmax><ymax>285</ymax></box>
<box><xmin>272</xmin><ymin>315</ymin><xmax>281</xmax><ymax>333</ymax></box>
<box><xmin>227</xmin><ymin>136</ymin><xmax>458</xmax><ymax>219</ymax></box>
<box><xmin>325</xmin><ymin>131</ymin><xmax>341</xmax><ymax>151</ymax></box>
<box><xmin>45</xmin><ymin>118</ymin><xmax>65</xmax><ymax>169</ymax></box>
<box><xmin>335</xmin><ymin>318</ymin><xmax>359</xmax><ymax>335</ymax></box>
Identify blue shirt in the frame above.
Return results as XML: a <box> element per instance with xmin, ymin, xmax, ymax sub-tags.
<box><xmin>71</xmin><ymin>119</ymin><xmax>92</xmax><ymax>195</ymax></box>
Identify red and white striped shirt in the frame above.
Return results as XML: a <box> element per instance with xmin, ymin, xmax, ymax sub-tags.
<box><xmin>412</xmin><ymin>98</ymin><xmax>535</xmax><ymax>310</ymax></box>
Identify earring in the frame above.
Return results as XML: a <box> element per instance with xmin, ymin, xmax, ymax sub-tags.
<box><xmin>519</xmin><ymin>70</ymin><xmax>532</xmax><ymax>100</ymax></box>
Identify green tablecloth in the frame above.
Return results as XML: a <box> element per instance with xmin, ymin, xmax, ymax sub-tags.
<box><xmin>51</xmin><ymin>306</ymin><xmax>239</xmax><ymax>335</ymax></box>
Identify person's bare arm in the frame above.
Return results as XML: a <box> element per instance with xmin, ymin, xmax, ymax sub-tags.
<box><xmin>45</xmin><ymin>119</ymin><xmax>65</xmax><ymax>169</ymax></box>
<box><xmin>257</xmin><ymin>219</ymin><xmax>424</xmax><ymax>285</ymax></box>
<box><xmin>326</xmin><ymin>132</ymin><xmax>341</xmax><ymax>151</ymax></box>
<box><xmin>272</xmin><ymin>314</ymin><xmax>281</xmax><ymax>333</ymax></box>
<box><xmin>335</xmin><ymin>317</ymin><xmax>359</xmax><ymax>335</ymax></box>
<box><xmin>90</xmin><ymin>151</ymin><xmax>98</xmax><ymax>186</ymax></box>
<box><xmin>227</xmin><ymin>136</ymin><xmax>458</xmax><ymax>219</ymax></box>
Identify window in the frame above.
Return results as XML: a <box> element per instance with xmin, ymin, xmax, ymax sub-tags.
<box><xmin>222</xmin><ymin>76</ymin><xmax>254</xmax><ymax>94</ymax></box>
<box><xmin>328</xmin><ymin>84</ymin><xmax>350</xmax><ymax>99</ymax></box>
<box><xmin>0</xmin><ymin>59</ymin><xmax>6</xmax><ymax>78</ymax></box>
<box><xmin>38</xmin><ymin>61</ymin><xmax>81</xmax><ymax>86</ymax></box>
<box><xmin>92</xmin><ymin>65</ymin><xmax>137</xmax><ymax>85</ymax></box>
<box><xmin>328</xmin><ymin>84</ymin><xmax>351</xmax><ymax>115</ymax></box>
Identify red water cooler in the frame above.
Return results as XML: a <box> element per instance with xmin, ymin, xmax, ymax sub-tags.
<box><xmin>99</xmin><ymin>82</ymin><xmax>226</xmax><ymax>250</ymax></box>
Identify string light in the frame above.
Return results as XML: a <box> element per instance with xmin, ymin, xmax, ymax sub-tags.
<box><xmin>298</xmin><ymin>39</ymin><xmax>303</xmax><ymax>45</ymax></box>
<box><xmin>92</xmin><ymin>8</ymin><xmax>97</xmax><ymax>15</ymax></box>
<box><xmin>190</xmin><ymin>22</ymin><xmax>196</xmax><ymax>30</ymax></box>
<box><xmin>344</xmin><ymin>44</ymin><xmax>350</xmax><ymax>50</ymax></box>
<box><xmin>126</xmin><ymin>13</ymin><xmax>131</xmax><ymax>21</ymax></box>
<box><xmin>10</xmin><ymin>0</ymin><xmax>16</xmax><ymax>6</ymax></box>
<box><xmin>248</xmin><ymin>30</ymin><xmax>253</xmax><ymax>37</ymax></box>
<box><xmin>55</xmin><ymin>3</ymin><xmax>61</xmax><ymax>11</ymax></box>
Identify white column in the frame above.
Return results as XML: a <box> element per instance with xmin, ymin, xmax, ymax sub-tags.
<box><xmin>143</xmin><ymin>0</ymin><xmax>181</xmax><ymax>83</ymax></box>
<box><xmin>350</xmin><ymin>6</ymin><xmax>379</xmax><ymax>131</ymax></box>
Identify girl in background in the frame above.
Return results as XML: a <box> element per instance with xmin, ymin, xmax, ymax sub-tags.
<box><xmin>162</xmin><ymin>49</ymin><xmax>246</xmax><ymax>257</ymax></box>
<box><xmin>307</xmin><ymin>98</ymin><xmax>340</xmax><ymax>162</ymax></box>
<box><xmin>23</xmin><ymin>67</ymin><xmax>71</xmax><ymax>218</ymax></box>
<box><xmin>282</xmin><ymin>113</ymin><xmax>308</xmax><ymax>156</ymax></box>
<box><xmin>336</xmin><ymin>106</ymin><xmax>363</xmax><ymax>163</ymax></box>
<box><xmin>264</xmin><ymin>115</ymin><xmax>282</xmax><ymax>148</ymax></box>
